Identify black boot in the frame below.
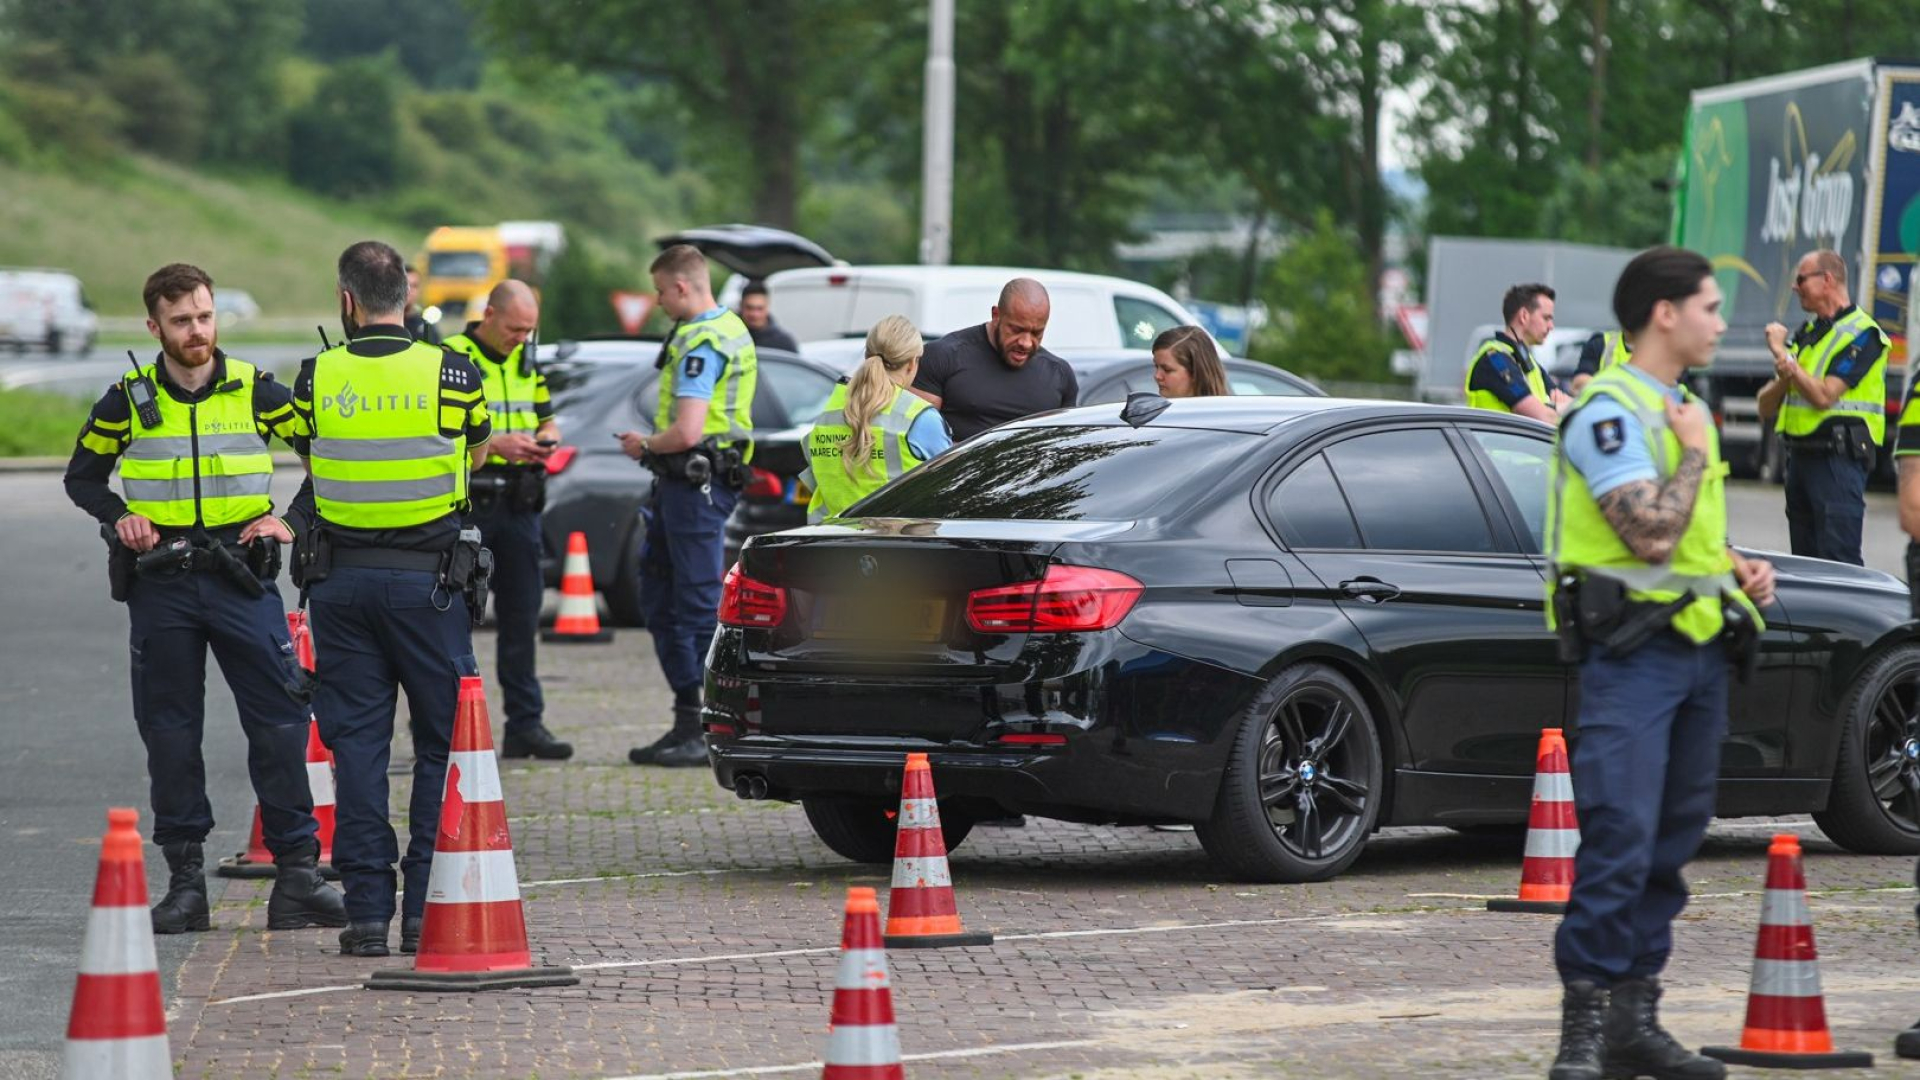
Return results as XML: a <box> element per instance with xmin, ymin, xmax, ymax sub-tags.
<box><xmin>266</xmin><ymin>839</ymin><xmax>348</xmax><ymax>930</ymax></box>
<box><xmin>338</xmin><ymin>920</ymin><xmax>390</xmax><ymax>957</ymax></box>
<box><xmin>635</xmin><ymin>705</ymin><xmax>705</xmax><ymax>767</ymax></box>
<box><xmin>502</xmin><ymin>723</ymin><xmax>573</xmax><ymax>761</ymax></box>
<box><xmin>400</xmin><ymin>916</ymin><xmax>422</xmax><ymax>955</ymax></box>
<box><xmin>150</xmin><ymin>842</ymin><xmax>210</xmax><ymax>935</ymax></box>
<box><xmin>1550</xmin><ymin>981</ymin><xmax>1609</xmax><ymax>1080</ymax></box>
<box><xmin>1896</xmin><ymin>1021</ymin><xmax>1920</xmax><ymax>1060</ymax></box>
<box><xmin>1604</xmin><ymin>977</ymin><xmax>1725</xmax><ymax>1079</ymax></box>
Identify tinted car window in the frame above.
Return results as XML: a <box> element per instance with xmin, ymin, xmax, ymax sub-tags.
<box><xmin>1228</xmin><ymin>365</ymin><xmax>1311</xmax><ymax>397</ymax></box>
<box><xmin>851</xmin><ymin>425</ymin><xmax>1258</xmax><ymax>522</ymax></box>
<box><xmin>757</xmin><ymin>358</ymin><xmax>838</xmax><ymax>428</ymax></box>
<box><xmin>1322</xmin><ymin>429</ymin><xmax>1496</xmax><ymax>553</ymax></box>
<box><xmin>1469</xmin><ymin>429</ymin><xmax>1552</xmax><ymax>553</ymax></box>
<box><xmin>1114</xmin><ymin>297</ymin><xmax>1184</xmax><ymax>349</ymax></box>
<box><xmin>1268</xmin><ymin>453</ymin><xmax>1362</xmax><ymax>548</ymax></box>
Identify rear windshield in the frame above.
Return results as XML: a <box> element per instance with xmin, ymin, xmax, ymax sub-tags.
<box><xmin>849</xmin><ymin>424</ymin><xmax>1256</xmax><ymax>522</ymax></box>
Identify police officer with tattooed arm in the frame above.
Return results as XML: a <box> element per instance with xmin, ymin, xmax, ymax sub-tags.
<box><xmin>1544</xmin><ymin>247</ymin><xmax>1774</xmax><ymax>1080</ymax></box>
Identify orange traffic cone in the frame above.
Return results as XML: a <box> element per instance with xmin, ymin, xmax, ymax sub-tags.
<box><xmin>1487</xmin><ymin>727</ymin><xmax>1578</xmax><ymax>914</ymax></box>
<box><xmin>882</xmin><ymin>753</ymin><xmax>992</xmax><ymax>948</ymax></box>
<box><xmin>1702</xmin><ymin>834</ymin><xmax>1873</xmax><ymax>1068</ymax></box>
<box><xmin>366</xmin><ymin>676</ymin><xmax>578</xmax><ymax>991</ymax></box>
<box><xmin>218</xmin><ymin>612</ymin><xmax>338</xmax><ymax>880</ymax></box>
<box><xmin>541</xmin><ymin>531</ymin><xmax>613</xmax><ymax>643</ymax></box>
<box><xmin>822</xmin><ymin>886</ymin><xmax>905</xmax><ymax>1080</ymax></box>
<box><xmin>63</xmin><ymin>808</ymin><xmax>171</xmax><ymax>1079</ymax></box>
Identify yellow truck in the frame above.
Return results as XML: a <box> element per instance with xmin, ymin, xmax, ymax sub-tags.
<box><xmin>418</xmin><ymin>226</ymin><xmax>506</xmax><ymax>331</ymax></box>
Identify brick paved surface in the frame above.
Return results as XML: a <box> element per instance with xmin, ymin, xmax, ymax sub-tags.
<box><xmin>162</xmin><ymin>632</ymin><xmax>1920</xmax><ymax>1079</ymax></box>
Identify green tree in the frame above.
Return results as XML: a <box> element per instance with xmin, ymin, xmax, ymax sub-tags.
<box><xmin>1251</xmin><ymin>211</ymin><xmax>1393</xmax><ymax>384</ymax></box>
<box><xmin>287</xmin><ymin>57</ymin><xmax>401</xmax><ymax>197</ymax></box>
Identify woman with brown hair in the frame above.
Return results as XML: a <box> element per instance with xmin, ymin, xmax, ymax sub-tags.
<box><xmin>1151</xmin><ymin>325</ymin><xmax>1231</xmax><ymax>398</ymax></box>
<box><xmin>804</xmin><ymin>315</ymin><xmax>951</xmax><ymax>521</ymax></box>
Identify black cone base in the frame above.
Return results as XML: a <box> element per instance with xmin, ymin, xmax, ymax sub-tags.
<box><xmin>883</xmin><ymin>930</ymin><xmax>994</xmax><ymax>949</ymax></box>
<box><xmin>1701</xmin><ymin>1045</ymin><xmax>1874</xmax><ymax>1069</ymax></box>
<box><xmin>1485</xmin><ymin>898</ymin><xmax>1567</xmax><ymax>914</ymax></box>
<box><xmin>365</xmin><ymin>964</ymin><xmax>580</xmax><ymax>992</ymax></box>
<box><xmin>541</xmin><ymin>629</ymin><xmax>614</xmax><ymax>643</ymax></box>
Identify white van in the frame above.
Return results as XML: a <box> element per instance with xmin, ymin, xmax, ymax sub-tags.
<box><xmin>760</xmin><ymin>265</ymin><xmax>1201</xmax><ymax>350</ymax></box>
<box><xmin>0</xmin><ymin>268</ymin><xmax>99</xmax><ymax>354</ymax></box>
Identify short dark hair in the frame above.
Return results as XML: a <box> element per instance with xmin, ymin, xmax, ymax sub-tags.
<box><xmin>740</xmin><ymin>281</ymin><xmax>770</xmax><ymax>300</ymax></box>
<box><xmin>1613</xmin><ymin>246</ymin><xmax>1713</xmax><ymax>334</ymax></box>
<box><xmin>143</xmin><ymin>263</ymin><xmax>213</xmax><ymax>317</ymax></box>
<box><xmin>650</xmin><ymin>244</ymin><xmax>708</xmax><ymax>281</ymax></box>
<box><xmin>337</xmin><ymin>241</ymin><xmax>408</xmax><ymax>315</ymax></box>
<box><xmin>1502</xmin><ymin>283</ymin><xmax>1555</xmax><ymax>325</ymax></box>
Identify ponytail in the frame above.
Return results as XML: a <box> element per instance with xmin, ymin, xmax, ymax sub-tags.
<box><xmin>841</xmin><ymin>315</ymin><xmax>924</xmax><ymax>480</ymax></box>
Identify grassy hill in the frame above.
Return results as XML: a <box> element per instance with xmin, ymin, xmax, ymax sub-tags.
<box><xmin>0</xmin><ymin>155</ymin><xmax>413</xmax><ymax>318</ymax></box>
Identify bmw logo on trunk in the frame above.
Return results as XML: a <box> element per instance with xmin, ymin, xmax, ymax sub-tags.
<box><xmin>858</xmin><ymin>555</ymin><xmax>878</xmax><ymax>578</ymax></box>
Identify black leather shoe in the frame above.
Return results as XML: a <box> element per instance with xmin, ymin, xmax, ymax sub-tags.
<box><xmin>1896</xmin><ymin>1022</ymin><xmax>1920</xmax><ymax>1060</ymax></box>
<box><xmin>502</xmin><ymin>724</ymin><xmax>573</xmax><ymax>760</ymax></box>
<box><xmin>652</xmin><ymin>734</ymin><xmax>711</xmax><ymax>768</ymax></box>
<box><xmin>1551</xmin><ymin>980</ymin><xmax>1609</xmax><ymax>1080</ymax></box>
<box><xmin>1604</xmin><ymin>977</ymin><xmax>1724</xmax><ymax>1079</ymax></box>
<box><xmin>151</xmin><ymin>841</ymin><xmax>211</xmax><ymax>935</ymax></box>
<box><xmin>627</xmin><ymin>730</ymin><xmax>680</xmax><ymax>765</ymax></box>
<box><xmin>400</xmin><ymin>916</ymin><xmax>422</xmax><ymax>955</ymax></box>
<box><xmin>338</xmin><ymin>920</ymin><xmax>391</xmax><ymax>957</ymax></box>
<box><xmin>267</xmin><ymin>839</ymin><xmax>348</xmax><ymax>930</ymax></box>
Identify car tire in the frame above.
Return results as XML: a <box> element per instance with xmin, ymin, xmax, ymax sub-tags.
<box><xmin>1812</xmin><ymin>643</ymin><xmax>1920</xmax><ymax>855</ymax></box>
<box><xmin>1196</xmin><ymin>662</ymin><xmax>1384</xmax><ymax>883</ymax></box>
<box><xmin>606</xmin><ymin>517</ymin><xmax>647</xmax><ymax>628</ymax></box>
<box><xmin>45</xmin><ymin>330</ymin><xmax>63</xmax><ymax>355</ymax></box>
<box><xmin>802</xmin><ymin>797</ymin><xmax>975</xmax><ymax>865</ymax></box>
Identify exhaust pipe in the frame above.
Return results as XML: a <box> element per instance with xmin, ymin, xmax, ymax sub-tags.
<box><xmin>733</xmin><ymin>773</ymin><xmax>770</xmax><ymax>800</ymax></box>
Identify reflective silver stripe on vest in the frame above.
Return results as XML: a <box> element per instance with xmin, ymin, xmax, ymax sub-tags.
<box><xmin>313</xmin><ymin>435</ymin><xmax>457</xmax><ymax>461</ymax></box>
<box><xmin>1825</xmin><ymin>399</ymin><xmax>1881</xmax><ymax>414</ymax></box>
<box><xmin>1580</xmin><ymin>566</ymin><xmax>1737</xmax><ymax>597</ymax></box>
<box><xmin>123</xmin><ymin>473</ymin><xmax>273</xmax><ymax>503</ymax></box>
<box><xmin>814</xmin><ymin>407</ymin><xmax>917</xmax><ymax>436</ymax></box>
<box><xmin>709</xmin><ymin>329</ymin><xmax>754</xmax><ymax>441</ymax></box>
<box><xmin>122</xmin><ymin>432</ymin><xmax>266</xmax><ymax>459</ymax></box>
<box><xmin>313</xmin><ymin>474</ymin><xmax>459</xmax><ymax>504</ymax></box>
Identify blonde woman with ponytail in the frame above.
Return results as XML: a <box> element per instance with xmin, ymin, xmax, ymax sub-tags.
<box><xmin>804</xmin><ymin>315</ymin><xmax>951</xmax><ymax>521</ymax></box>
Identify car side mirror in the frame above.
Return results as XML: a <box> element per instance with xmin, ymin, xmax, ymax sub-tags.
<box><xmin>1120</xmin><ymin>391</ymin><xmax>1169</xmax><ymax>428</ymax></box>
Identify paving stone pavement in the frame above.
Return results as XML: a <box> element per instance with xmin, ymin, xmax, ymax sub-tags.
<box><xmin>161</xmin><ymin>631</ymin><xmax>1920</xmax><ymax>1079</ymax></box>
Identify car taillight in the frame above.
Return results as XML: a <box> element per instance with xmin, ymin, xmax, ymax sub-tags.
<box><xmin>543</xmin><ymin>445</ymin><xmax>577</xmax><ymax>475</ymax></box>
<box><xmin>743</xmin><ymin>467</ymin><xmax>783</xmax><ymax>499</ymax></box>
<box><xmin>718</xmin><ymin>563</ymin><xmax>787</xmax><ymax>628</ymax></box>
<box><xmin>994</xmin><ymin>732</ymin><xmax>1068</xmax><ymax>746</ymax></box>
<box><xmin>966</xmin><ymin>565</ymin><xmax>1144</xmax><ymax>633</ymax></box>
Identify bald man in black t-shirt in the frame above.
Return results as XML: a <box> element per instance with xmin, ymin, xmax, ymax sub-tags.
<box><xmin>912</xmin><ymin>278</ymin><xmax>1079</xmax><ymax>443</ymax></box>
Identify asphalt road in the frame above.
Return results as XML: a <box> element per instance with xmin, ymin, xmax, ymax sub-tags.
<box><xmin>0</xmin><ymin>343</ymin><xmax>314</xmax><ymax>399</ymax></box>
<box><xmin>0</xmin><ymin>469</ymin><xmax>1906</xmax><ymax>1077</ymax></box>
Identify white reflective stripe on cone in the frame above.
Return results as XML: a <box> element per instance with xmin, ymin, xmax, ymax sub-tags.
<box><xmin>424</xmin><ymin>849</ymin><xmax>522</xmax><ymax>904</ymax></box>
<box><xmin>823</xmin><ymin>1024</ymin><xmax>903</xmax><ymax>1067</ymax></box>
<box><xmin>833</xmin><ymin>948</ymin><xmax>891</xmax><ymax>990</ymax></box>
<box><xmin>447</xmin><ymin>750</ymin><xmax>503</xmax><ymax>803</ymax></box>
<box><xmin>306</xmin><ymin>761</ymin><xmax>336</xmax><ymax>805</ymax></box>
<box><xmin>555</xmin><ymin>592</ymin><xmax>597</xmax><ymax>616</ymax></box>
<box><xmin>1749</xmin><ymin>957</ymin><xmax>1826</xmax><ymax>997</ymax></box>
<box><xmin>1531</xmin><ymin>771</ymin><xmax>1574</xmax><ymax>802</ymax></box>
<box><xmin>1523</xmin><ymin>828</ymin><xmax>1580</xmax><ymax>859</ymax></box>
<box><xmin>1760</xmin><ymin>887</ymin><xmax>1812</xmax><ymax>927</ymax></box>
<box><xmin>78</xmin><ymin>907</ymin><xmax>160</xmax><ymax>976</ymax></box>
<box><xmin>898</xmin><ymin>798</ymin><xmax>939</xmax><ymax>830</ymax></box>
<box><xmin>62</xmin><ymin>1034</ymin><xmax>171</xmax><ymax>1079</ymax></box>
<box><xmin>889</xmin><ymin>856</ymin><xmax>952</xmax><ymax>889</ymax></box>
<box><xmin>562</xmin><ymin>550</ymin><xmax>590</xmax><ymax>575</ymax></box>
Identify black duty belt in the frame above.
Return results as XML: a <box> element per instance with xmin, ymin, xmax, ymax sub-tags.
<box><xmin>330</xmin><ymin>548</ymin><xmax>445</xmax><ymax>572</ymax></box>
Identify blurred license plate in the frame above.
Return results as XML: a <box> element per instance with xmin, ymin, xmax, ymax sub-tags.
<box><xmin>813</xmin><ymin>595</ymin><xmax>946</xmax><ymax>642</ymax></box>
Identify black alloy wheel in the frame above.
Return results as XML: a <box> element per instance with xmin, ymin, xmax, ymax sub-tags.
<box><xmin>1198</xmin><ymin>663</ymin><xmax>1384</xmax><ymax>883</ymax></box>
<box><xmin>1814</xmin><ymin>643</ymin><xmax>1920</xmax><ymax>854</ymax></box>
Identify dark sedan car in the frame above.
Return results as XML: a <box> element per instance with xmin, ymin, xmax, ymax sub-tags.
<box><xmin>536</xmin><ymin>340</ymin><xmax>844</xmax><ymax>625</ymax></box>
<box><xmin>703</xmin><ymin>396</ymin><xmax>1920</xmax><ymax>883</ymax></box>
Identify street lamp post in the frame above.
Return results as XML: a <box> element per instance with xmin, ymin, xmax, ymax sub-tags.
<box><xmin>919</xmin><ymin>0</ymin><xmax>954</xmax><ymax>266</ymax></box>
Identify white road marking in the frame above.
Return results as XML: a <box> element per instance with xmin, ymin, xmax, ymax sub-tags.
<box><xmin>597</xmin><ymin>1039</ymin><xmax>1100</xmax><ymax>1080</ymax></box>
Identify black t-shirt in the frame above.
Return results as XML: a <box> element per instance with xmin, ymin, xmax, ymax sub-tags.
<box><xmin>747</xmin><ymin>320</ymin><xmax>799</xmax><ymax>355</ymax></box>
<box><xmin>910</xmin><ymin>323</ymin><xmax>1079</xmax><ymax>443</ymax></box>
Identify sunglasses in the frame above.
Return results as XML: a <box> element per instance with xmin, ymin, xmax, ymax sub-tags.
<box><xmin>1794</xmin><ymin>271</ymin><xmax>1829</xmax><ymax>285</ymax></box>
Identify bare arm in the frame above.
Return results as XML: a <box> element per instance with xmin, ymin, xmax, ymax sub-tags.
<box><xmin>1511</xmin><ymin>394</ymin><xmax>1558</xmax><ymax>425</ymax></box>
<box><xmin>1595</xmin><ymin>448</ymin><xmax>1709</xmax><ymax>564</ymax></box>
<box><xmin>650</xmin><ymin>399</ymin><xmax>709</xmax><ymax>454</ymax></box>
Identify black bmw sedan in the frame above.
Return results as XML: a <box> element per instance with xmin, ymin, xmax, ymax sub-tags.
<box><xmin>703</xmin><ymin>396</ymin><xmax>1920</xmax><ymax>883</ymax></box>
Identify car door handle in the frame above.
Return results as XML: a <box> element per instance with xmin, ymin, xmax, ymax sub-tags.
<box><xmin>1339</xmin><ymin>578</ymin><xmax>1401</xmax><ymax>603</ymax></box>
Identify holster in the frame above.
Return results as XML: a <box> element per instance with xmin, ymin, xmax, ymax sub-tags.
<box><xmin>1722</xmin><ymin>598</ymin><xmax>1761</xmax><ymax>683</ymax></box>
<box><xmin>197</xmin><ymin>538</ymin><xmax>266</xmax><ymax>599</ymax></box>
<box><xmin>440</xmin><ymin>526</ymin><xmax>492</xmax><ymax>626</ymax></box>
<box><xmin>471</xmin><ymin>467</ymin><xmax>546</xmax><ymax>514</ymax></box>
<box><xmin>1557</xmin><ymin>571</ymin><xmax>1692</xmax><ymax>660</ymax></box>
<box><xmin>292</xmin><ymin>527</ymin><xmax>333</xmax><ymax>590</ymax></box>
<box><xmin>101</xmin><ymin>525</ymin><xmax>136</xmax><ymax>603</ymax></box>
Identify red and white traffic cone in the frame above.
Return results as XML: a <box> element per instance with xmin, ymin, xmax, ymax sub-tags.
<box><xmin>541</xmin><ymin>531</ymin><xmax>613</xmax><ymax>643</ymax></box>
<box><xmin>822</xmin><ymin>886</ymin><xmax>905</xmax><ymax>1080</ymax></box>
<box><xmin>1487</xmin><ymin>727</ymin><xmax>1578</xmax><ymax>914</ymax></box>
<box><xmin>219</xmin><ymin>611</ymin><xmax>338</xmax><ymax>880</ymax></box>
<box><xmin>366</xmin><ymin>676</ymin><xmax>578</xmax><ymax>991</ymax></box>
<box><xmin>1702</xmin><ymin>834</ymin><xmax>1873</xmax><ymax>1068</ymax></box>
<box><xmin>63</xmin><ymin>808</ymin><xmax>170</xmax><ymax>1079</ymax></box>
<box><xmin>882</xmin><ymin>752</ymin><xmax>991</xmax><ymax>948</ymax></box>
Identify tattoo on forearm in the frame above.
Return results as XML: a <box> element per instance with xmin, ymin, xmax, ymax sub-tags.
<box><xmin>1595</xmin><ymin>448</ymin><xmax>1707</xmax><ymax>564</ymax></box>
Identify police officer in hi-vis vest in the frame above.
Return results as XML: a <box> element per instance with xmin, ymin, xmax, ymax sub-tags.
<box><xmin>1756</xmin><ymin>249</ymin><xmax>1889</xmax><ymax>566</ymax></box>
<box><xmin>64</xmin><ymin>263</ymin><xmax>346</xmax><ymax>936</ymax></box>
<box><xmin>285</xmin><ymin>241</ymin><xmax>493</xmax><ymax>958</ymax></box>
<box><xmin>1571</xmin><ymin>329</ymin><xmax>1633</xmax><ymax>394</ymax></box>
<box><xmin>618</xmin><ymin>244</ymin><xmax>757</xmax><ymax>768</ymax></box>
<box><xmin>803</xmin><ymin>314</ymin><xmax>949</xmax><ymax>522</ymax></box>
<box><xmin>442</xmin><ymin>281</ymin><xmax>571</xmax><ymax>761</ymax></box>
<box><xmin>1464</xmin><ymin>282</ymin><xmax>1572</xmax><ymax>422</ymax></box>
<box><xmin>1543</xmin><ymin>246</ymin><xmax>1776</xmax><ymax>1080</ymax></box>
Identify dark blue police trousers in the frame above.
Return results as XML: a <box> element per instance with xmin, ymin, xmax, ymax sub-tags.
<box><xmin>465</xmin><ymin>501</ymin><xmax>544</xmax><ymax>736</ymax></box>
<box><xmin>309</xmin><ymin>567</ymin><xmax>475</xmax><ymax>923</ymax></box>
<box><xmin>639</xmin><ymin>478</ymin><xmax>738</xmax><ymax>694</ymax></box>
<box><xmin>127</xmin><ymin>570</ymin><xmax>318</xmax><ymax>853</ymax></box>
<box><xmin>1555</xmin><ymin>634</ymin><xmax>1727</xmax><ymax>986</ymax></box>
<box><xmin>1783</xmin><ymin>450</ymin><xmax>1867</xmax><ymax>566</ymax></box>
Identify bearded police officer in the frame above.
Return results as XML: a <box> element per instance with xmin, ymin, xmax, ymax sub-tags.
<box><xmin>285</xmin><ymin>241</ymin><xmax>493</xmax><ymax>957</ymax></box>
<box><xmin>1755</xmin><ymin>249</ymin><xmax>1888</xmax><ymax>565</ymax></box>
<box><xmin>618</xmin><ymin>244</ymin><xmax>757</xmax><ymax>768</ymax></box>
<box><xmin>1465</xmin><ymin>283</ymin><xmax>1571</xmax><ymax>422</ymax></box>
<box><xmin>1544</xmin><ymin>247</ymin><xmax>1775</xmax><ymax>1080</ymax></box>
<box><xmin>64</xmin><ymin>263</ymin><xmax>346</xmax><ymax>936</ymax></box>
<box><xmin>442</xmin><ymin>280</ymin><xmax>571</xmax><ymax>761</ymax></box>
